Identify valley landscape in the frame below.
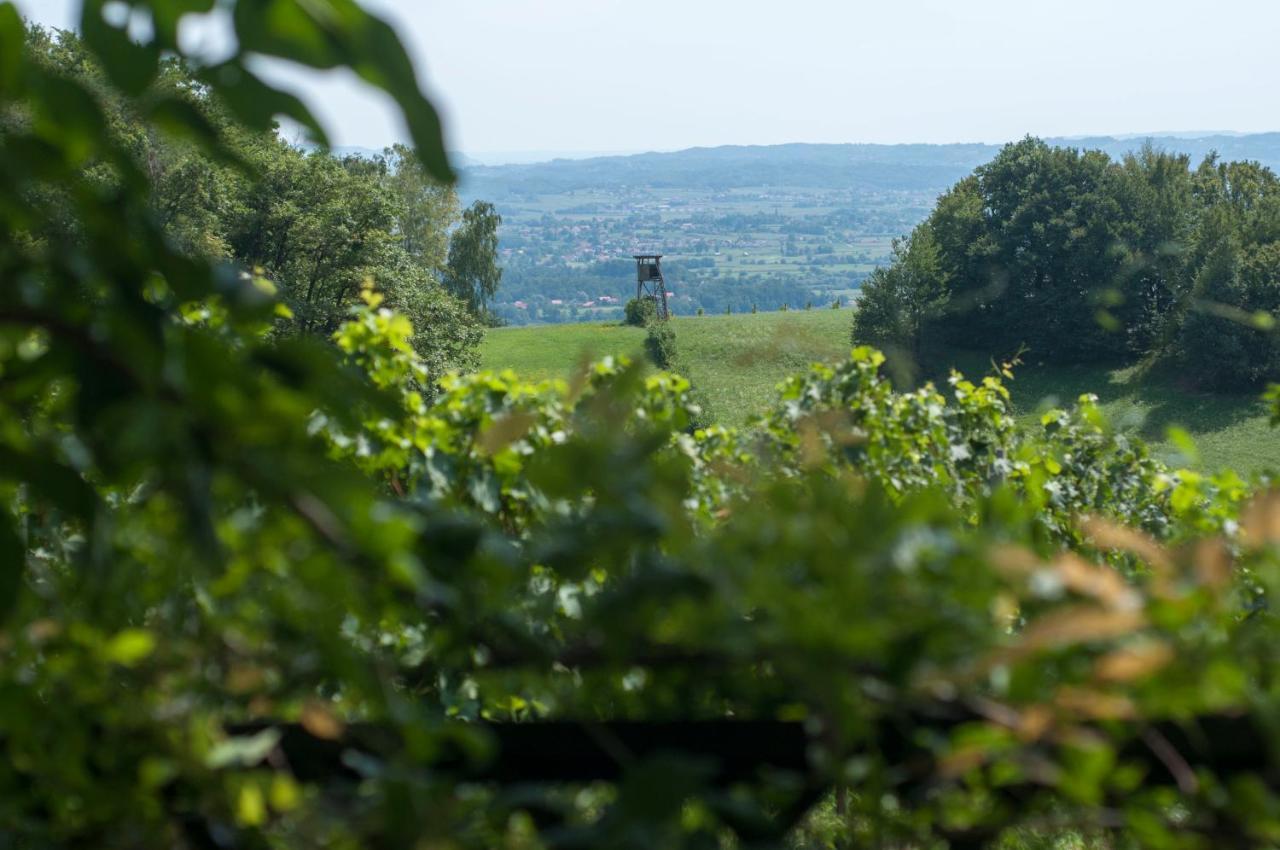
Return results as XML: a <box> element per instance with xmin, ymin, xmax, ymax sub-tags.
<box><xmin>464</xmin><ymin>135</ymin><xmax>1280</xmax><ymax>324</ymax></box>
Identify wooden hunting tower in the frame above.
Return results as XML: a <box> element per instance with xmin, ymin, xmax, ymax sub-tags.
<box><xmin>633</xmin><ymin>254</ymin><xmax>670</xmax><ymax>320</ymax></box>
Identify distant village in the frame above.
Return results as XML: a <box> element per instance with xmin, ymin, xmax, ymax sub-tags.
<box><xmin>476</xmin><ymin>184</ymin><xmax>929</xmax><ymax>324</ymax></box>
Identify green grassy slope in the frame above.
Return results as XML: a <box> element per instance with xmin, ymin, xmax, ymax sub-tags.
<box><xmin>942</xmin><ymin>354</ymin><xmax>1280</xmax><ymax>477</ymax></box>
<box><xmin>480</xmin><ymin>309</ymin><xmax>853</xmax><ymax>424</ymax></box>
<box><xmin>479</xmin><ymin>311</ymin><xmax>1280</xmax><ymax>475</ymax></box>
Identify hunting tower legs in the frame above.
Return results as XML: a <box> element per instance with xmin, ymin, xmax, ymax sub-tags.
<box><xmin>633</xmin><ymin>254</ymin><xmax>670</xmax><ymax>320</ymax></box>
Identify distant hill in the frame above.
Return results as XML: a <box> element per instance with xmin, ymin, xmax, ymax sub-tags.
<box><xmin>459</xmin><ymin>134</ymin><xmax>1280</xmax><ymax>198</ymax></box>
<box><xmin>1047</xmin><ymin>133</ymin><xmax>1280</xmax><ymax>170</ymax></box>
<box><xmin>458</xmin><ymin>149</ymin><xmax>645</xmax><ymax>166</ymax></box>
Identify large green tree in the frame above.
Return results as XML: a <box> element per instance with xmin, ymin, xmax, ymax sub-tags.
<box><xmin>1112</xmin><ymin>145</ymin><xmax>1197</xmax><ymax>354</ymax></box>
<box><xmin>1173</xmin><ymin>159</ymin><xmax>1280</xmax><ymax>388</ymax></box>
<box><xmin>443</xmin><ymin>199</ymin><xmax>503</xmax><ymax>317</ymax></box>
<box><xmin>860</xmin><ymin>137</ymin><xmax>1280</xmax><ymax>388</ymax></box>
<box><xmin>950</xmin><ymin>138</ymin><xmax>1131</xmax><ymax>362</ymax></box>
<box><xmin>385</xmin><ymin>141</ymin><xmax>458</xmax><ymax>273</ymax></box>
<box><xmin>850</xmin><ymin>225</ymin><xmax>946</xmax><ymax>379</ymax></box>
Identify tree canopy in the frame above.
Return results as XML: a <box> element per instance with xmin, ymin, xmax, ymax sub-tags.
<box><xmin>19</xmin><ymin>22</ymin><xmax>490</xmax><ymax>383</ymax></box>
<box><xmin>443</xmin><ymin>199</ymin><xmax>504</xmax><ymax>319</ymax></box>
<box><xmin>855</xmin><ymin>137</ymin><xmax>1280</xmax><ymax>389</ymax></box>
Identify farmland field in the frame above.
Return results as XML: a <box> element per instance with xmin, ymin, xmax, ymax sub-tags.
<box><xmin>480</xmin><ymin>309</ymin><xmax>1280</xmax><ymax>475</ymax></box>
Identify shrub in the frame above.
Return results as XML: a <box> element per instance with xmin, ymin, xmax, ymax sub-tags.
<box><xmin>856</xmin><ymin>140</ymin><xmax>1280</xmax><ymax>387</ymax></box>
<box><xmin>624</xmin><ymin>296</ymin><xmax>657</xmax><ymax>326</ymax></box>
<box><xmin>644</xmin><ymin>321</ymin><xmax>679</xmax><ymax>370</ymax></box>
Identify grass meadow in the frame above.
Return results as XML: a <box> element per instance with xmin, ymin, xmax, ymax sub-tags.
<box><xmin>480</xmin><ymin>309</ymin><xmax>1280</xmax><ymax>475</ymax></box>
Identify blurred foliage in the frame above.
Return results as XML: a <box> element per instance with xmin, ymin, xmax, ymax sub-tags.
<box><xmin>17</xmin><ymin>22</ymin><xmax>483</xmax><ymax>383</ymax></box>
<box><xmin>4</xmin><ymin>3</ymin><xmax>1280</xmax><ymax>849</ymax></box>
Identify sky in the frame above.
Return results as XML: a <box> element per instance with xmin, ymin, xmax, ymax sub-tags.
<box><xmin>16</xmin><ymin>0</ymin><xmax>1280</xmax><ymax>160</ymax></box>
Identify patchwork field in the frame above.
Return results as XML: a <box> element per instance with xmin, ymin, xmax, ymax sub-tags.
<box><xmin>479</xmin><ymin>310</ymin><xmax>1280</xmax><ymax>475</ymax></box>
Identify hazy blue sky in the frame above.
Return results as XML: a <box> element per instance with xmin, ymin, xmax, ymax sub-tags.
<box><xmin>17</xmin><ymin>0</ymin><xmax>1280</xmax><ymax>157</ymax></box>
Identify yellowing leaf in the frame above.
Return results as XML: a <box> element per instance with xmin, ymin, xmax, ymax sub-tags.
<box><xmin>226</xmin><ymin>664</ymin><xmax>267</xmax><ymax>694</ymax></box>
<box><xmin>938</xmin><ymin>744</ymin><xmax>989</xmax><ymax>778</ymax></box>
<box><xmin>25</xmin><ymin>619</ymin><xmax>62</xmax><ymax>644</ymax></box>
<box><xmin>1093</xmin><ymin>641</ymin><xmax>1176</xmax><ymax>683</ymax></box>
<box><xmin>1053</xmin><ymin>686</ymin><xmax>1137</xmax><ymax>720</ymax></box>
<box><xmin>1017</xmin><ymin>606</ymin><xmax>1147</xmax><ymax>653</ymax></box>
<box><xmin>1192</xmin><ymin>538</ymin><xmax>1232</xmax><ymax>590</ymax></box>
<box><xmin>851</xmin><ymin>345</ymin><xmax>885</xmax><ymax>367</ymax></box>
<box><xmin>988</xmin><ymin>544</ymin><xmax>1041</xmax><ymax>578</ymax></box>
<box><xmin>1016</xmin><ymin>705</ymin><xmax>1053</xmax><ymax>741</ymax></box>
<box><xmin>1240</xmin><ymin>489</ymin><xmax>1280</xmax><ymax>548</ymax></box>
<box><xmin>300</xmin><ymin>699</ymin><xmax>345</xmax><ymax>741</ymax></box>
<box><xmin>477</xmin><ymin>411</ymin><xmax>535</xmax><ymax>455</ymax></box>
<box><xmin>1077</xmin><ymin>515</ymin><xmax>1172</xmax><ymax>579</ymax></box>
<box><xmin>1053</xmin><ymin>553</ymin><xmax>1142</xmax><ymax>610</ymax></box>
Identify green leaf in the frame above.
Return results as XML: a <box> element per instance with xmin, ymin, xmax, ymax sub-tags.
<box><xmin>104</xmin><ymin>628</ymin><xmax>157</xmax><ymax>666</ymax></box>
<box><xmin>145</xmin><ymin>95</ymin><xmax>251</xmax><ymax>171</ymax></box>
<box><xmin>1265</xmin><ymin>383</ymin><xmax>1280</xmax><ymax>427</ymax></box>
<box><xmin>1166</xmin><ymin>425</ymin><xmax>1200</xmax><ymax>465</ymax></box>
<box><xmin>230</xmin><ymin>0</ymin><xmax>453</xmax><ymax>182</ymax></box>
<box><xmin>80</xmin><ymin>0</ymin><xmax>161</xmax><ymax>96</ymax></box>
<box><xmin>148</xmin><ymin>0</ymin><xmax>218</xmax><ymax>49</ymax></box>
<box><xmin>0</xmin><ymin>2</ymin><xmax>24</xmax><ymax>96</ymax></box>
<box><xmin>28</xmin><ymin>73</ymin><xmax>111</xmax><ymax>165</ymax></box>
<box><xmin>206</xmin><ymin>728</ymin><xmax>283</xmax><ymax>769</ymax></box>
<box><xmin>237</xmin><ymin>782</ymin><xmax>267</xmax><ymax>826</ymax></box>
<box><xmin>199</xmin><ymin>60</ymin><xmax>329</xmax><ymax>146</ymax></box>
<box><xmin>0</xmin><ymin>447</ymin><xmax>99</xmax><ymax>522</ymax></box>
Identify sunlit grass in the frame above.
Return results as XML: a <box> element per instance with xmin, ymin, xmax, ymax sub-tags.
<box><xmin>479</xmin><ymin>310</ymin><xmax>1280</xmax><ymax>475</ymax></box>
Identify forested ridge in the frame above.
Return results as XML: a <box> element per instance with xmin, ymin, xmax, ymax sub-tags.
<box><xmin>5</xmin><ymin>3</ymin><xmax>1280</xmax><ymax>850</ymax></box>
<box><xmin>460</xmin><ymin>136</ymin><xmax>1280</xmax><ymax>197</ymax></box>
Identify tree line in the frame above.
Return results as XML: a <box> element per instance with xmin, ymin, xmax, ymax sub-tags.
<box><xmin>21</xmin><ymin>23</ymin><xmax>502</xmax><ymax>386</ymax></box>
<box><xmin>854</xmin><ymin>136</ymin><xmax>1280</xmax><ymax>389</ymax></box>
